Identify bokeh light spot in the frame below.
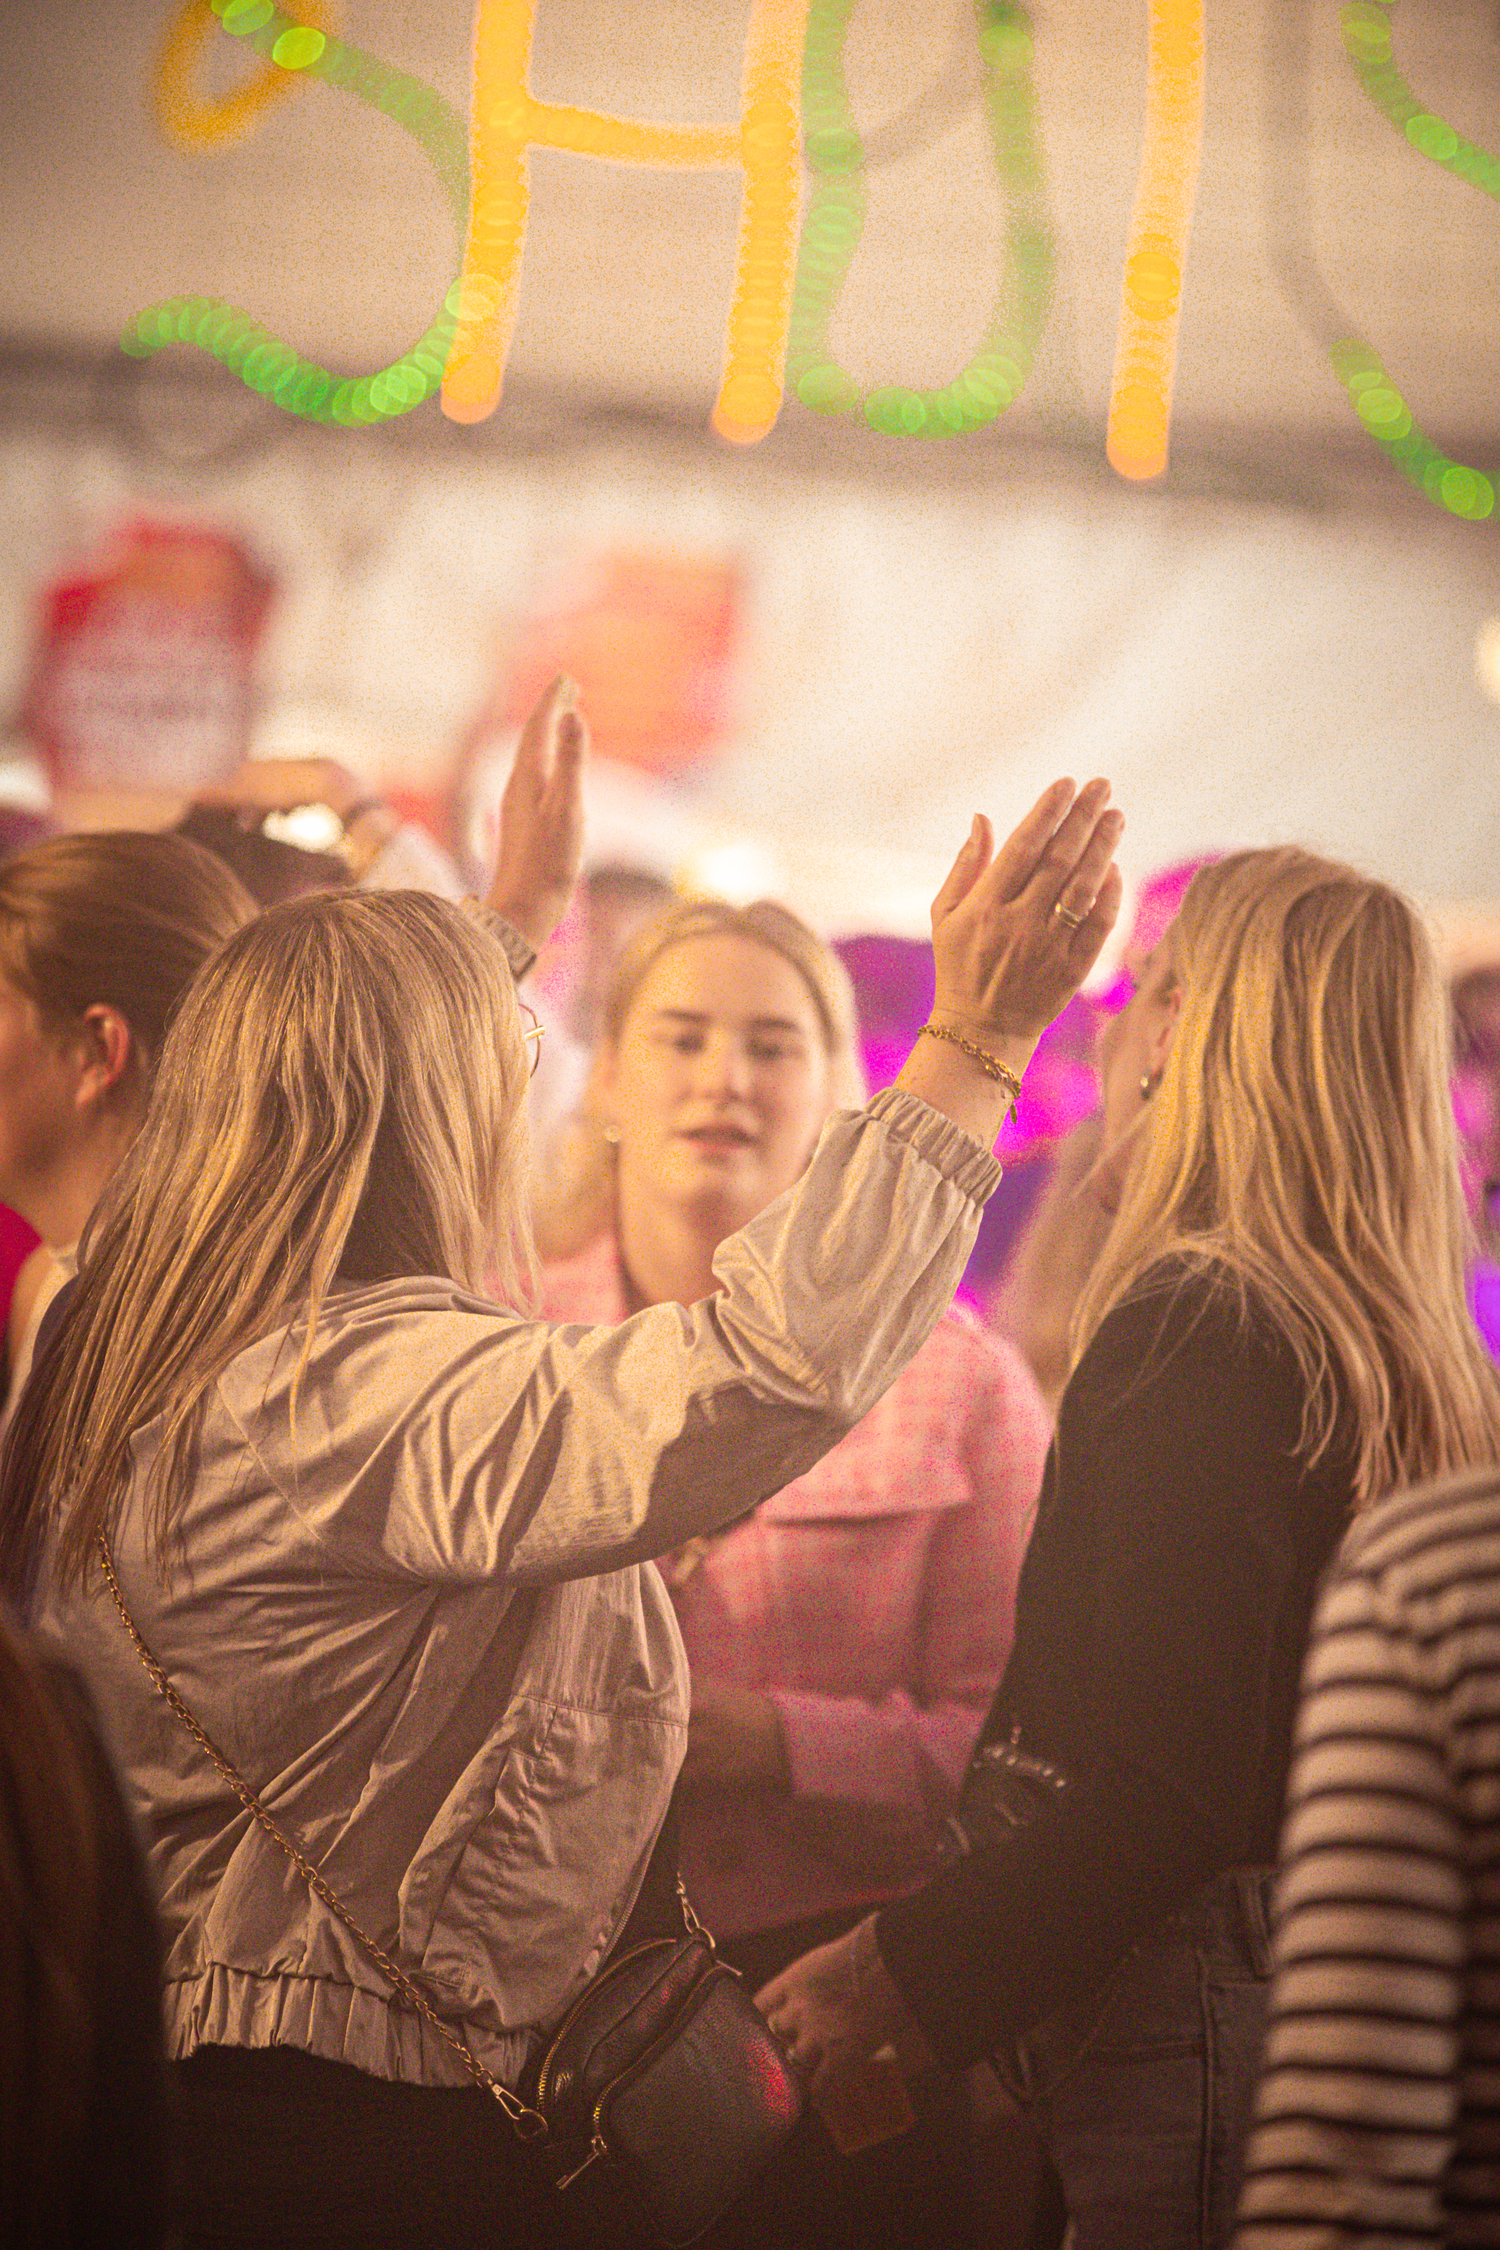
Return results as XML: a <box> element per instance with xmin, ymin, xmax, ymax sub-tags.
<box><xmin>1406</xmin><ymin>111</ymin><xmax>1458</xmax><ymax>160</ymax></box>
<box><xmin>272</xmin><ymin>26</ymin><xmax>326</xmax><ymax>70</ymax></box>
<box><xmin>1439</xmin><ymin>465</ymin><xmax>1495</xmax><ymax>520</ymax></box>
<box><xmin>795</xmin><ymin>362</ymin><xmax>858</xmax><ymax>414</ymax></box>
<box><xmin>222</xmin><ymin>0</ymin><xmax>274</xmax><ymax>33</ymax></box>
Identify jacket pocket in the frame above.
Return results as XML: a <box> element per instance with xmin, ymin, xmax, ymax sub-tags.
<box><xmin>409</xmin><ymin>1696</ymin><xmax>683</xmax><ymax>2032</ymax></box>
<box><xmin>396</xmin><ymin>1717</ymin><xmax>529</xmax><ymax>1966</ymax></box>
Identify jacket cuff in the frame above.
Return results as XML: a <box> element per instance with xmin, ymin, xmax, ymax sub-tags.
<box><xmin>873</xmin><ymin>1870</ymin><xmax>998</xmax><ymax>2070</ymax></box>
<box><xmin>865</xmin><ymin>1087</ymin><xmax>1003</xmax><ymax>1206</ymax></box>
<box><xmin>460</xmin><ymin>899</ymin><xmax>538</xmax><ymax>985</ymax></box>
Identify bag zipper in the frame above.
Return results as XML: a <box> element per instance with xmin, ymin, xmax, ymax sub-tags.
<box><xmin>535</xmin><ymin>1936</ymin><xmax>699</xmax><ymax>2113</ymax></box>
<box><xmin>554</xmin><ymin>2129</ymin><xmax>611</xmax><ymax>2191</ymax></box>
<box><xmin>561</xmin><ymin>1963</ymin><xmax>739</xmax><ymax>2194</ymax></box>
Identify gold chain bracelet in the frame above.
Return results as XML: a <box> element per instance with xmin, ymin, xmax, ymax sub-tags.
<box><xmin>918</xmin><ymin>1022</ymin><xmax>1023</xmax><ymax>1118</ymax></box>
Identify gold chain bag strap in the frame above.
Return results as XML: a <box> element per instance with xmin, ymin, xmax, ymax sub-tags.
<box><xmin>96</xmin><ymin>1535</ymin><xmax>546</xmax><ymax>2134</ymax></box>
<box><xmin>98</xmin><ymin>1534</ymin><xmax>803</xmax><ymax>2246</ymax></box>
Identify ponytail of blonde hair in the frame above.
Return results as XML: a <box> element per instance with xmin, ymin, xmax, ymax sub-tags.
<box><xmin>1074</xmin><ymin>847</ymin><xmax>1499</xmax><ymax>1507</ymax></box>
<box><xmin>534</xmin><ymin>898</ymin><xmax>867</xmax><ymax>1262</ymax></box>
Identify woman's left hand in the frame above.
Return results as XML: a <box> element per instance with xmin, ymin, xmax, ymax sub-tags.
<box><xmin>680</xmin><ymin>1679</ymin><xmax>789</xmax><ymax>1791</ymax></box>
<box><xmin>195</xmin><ymin>755</ymin><xmax>371</xmax><ymax>822</ymax></box>
<box><xmin>486</xmin><ymin>676</ymin><xmax>588</xmax><ymax>954</ymax></box>
<box><xmin>756</xmin><ymin>1918</ymin><xmax>923</xmax><ymax>2092</ymax></box>
<box><xmin>191</xmin><ymin>757</ymin><xmax>401</xmax><ymax>878</ymax></box>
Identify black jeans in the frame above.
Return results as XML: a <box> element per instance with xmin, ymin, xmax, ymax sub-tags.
<box><xmin>171</xmin><ymin>2044</ymin><xmax>625</xmax><ymax>2250</ymax></box>
<box><xmin>1000</xmin><ymin>1870</ymin><xmax>1274</xmax><ymax>2250</ymax></box>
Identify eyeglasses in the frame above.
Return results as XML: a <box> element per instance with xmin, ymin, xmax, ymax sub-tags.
<box><xmin>519</xmin><ymin>1001</ymin><xmax>545</xmax><ymax>1079</ymax></box>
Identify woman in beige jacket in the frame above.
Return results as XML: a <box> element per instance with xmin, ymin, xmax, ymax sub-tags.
<box><xmin>0</xmin><ymin>680</ymin><xmax>1123</xmax><ymax>2249</ymax></box>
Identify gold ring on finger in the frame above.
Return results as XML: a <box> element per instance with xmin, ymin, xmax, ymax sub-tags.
<box><xmin>1053</xmin><ymin>900</ymin><xmax>1089</xmax><ymax>931</ymax></box>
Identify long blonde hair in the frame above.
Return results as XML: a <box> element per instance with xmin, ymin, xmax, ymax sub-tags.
<box><xmin>536</xmin><ymin>898</ymin><xmax>867</xmax><ymax>1261</ymax></box>
<box><xmin>0</xmin><ymin>891</ymin><xmax>535</xmax><ymax>1596</ymax></box>
<box><xmin>1075</xmin><ymin>847</ymin><xmax>1499</xmax><ymax>1505</ymax></box>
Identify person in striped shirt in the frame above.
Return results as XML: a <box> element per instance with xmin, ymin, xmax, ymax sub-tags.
<box><xmin>1238</xmin><ymin>1465</ymin><xmax>1500</xmax><ymax>2247</ymax></box>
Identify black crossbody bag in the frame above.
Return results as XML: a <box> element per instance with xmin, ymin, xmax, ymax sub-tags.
<box><xmin>98</xmin><ymin>1535</ymin><xmax>802</xmax><ymax>2246</ymax></box>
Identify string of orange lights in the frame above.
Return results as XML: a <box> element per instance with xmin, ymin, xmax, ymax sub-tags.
<box><xmin>1105</xmin><ymin>0</ymin><xmax>1205</xmax><ymax>483</ymax></box>
<box><xmin>155</xmin><ymin>0</ymin><xmax>335</xmax><ymax>151</ymax></box>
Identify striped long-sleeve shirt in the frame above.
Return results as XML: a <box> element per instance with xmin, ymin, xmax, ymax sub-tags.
<box><xmin>1237</xmin><ymin>1466</ymin><xmax>1500</xmax><ymax>2248</ymax></box>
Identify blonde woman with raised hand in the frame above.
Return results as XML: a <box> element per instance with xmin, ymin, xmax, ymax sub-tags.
<box><xmin>540</xmin><ymin>896</ymin><xmax>1053</xmax><ymax>2249</ymax></box>
<box><xmin>0</xmin><ymin>674</ymin><xmax>1123</xmax><ymax>2250</ymax></box>
<box><xmin>761</xmin><ymin>847</ymin><xmax>1500</xmax><ymax>2250</ymax></box>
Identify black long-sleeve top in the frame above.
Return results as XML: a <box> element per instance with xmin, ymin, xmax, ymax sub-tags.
<box><xmin>876</xmin><ymin>1261</ymin><xmax>1355</xmax><ymax>2067</ymax></box>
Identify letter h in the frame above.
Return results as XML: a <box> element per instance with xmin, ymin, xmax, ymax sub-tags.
<box><xmin>442</xmin><ymin>0</ymin><xmax>809</xmax><ymax>444</ymax></box>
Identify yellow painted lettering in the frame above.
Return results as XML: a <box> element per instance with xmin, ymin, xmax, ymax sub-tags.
<box><xmin>443</xmin><ymin>0</ymin><xmax>808</xmax><ymax>443</ymax></box>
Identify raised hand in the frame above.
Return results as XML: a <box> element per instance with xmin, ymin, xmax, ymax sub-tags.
<box><xmin>898</xmin><ymin>782</ymin><xmax>1123</xmax><ymax>1148</ymax></box>
<box><xmin>485</xmin><ymin>676</ymin><xmax>588</xmax><ymax>954</ymax></box>
<box><xmin>930</xmin><ymin>779</ymin><xmax>1124</xmax><ymax>1051</ymax></box>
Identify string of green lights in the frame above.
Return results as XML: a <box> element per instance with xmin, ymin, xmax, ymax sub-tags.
<box><xmin>1331</xmin><ymin>341</ymin><xmax>1493</xmax><ymax>521</ymax></box>
<box><xmin>1332</xmin><ymin>2</ymin><xmax>1494</xmax><ymax>521</ymax></box>
<box><xmin>1340</xmin><ymin>1</ymin><xmax>1500</xmax><ymax>196</ymax></box>
<box><xmin>787</xmin><ymin>0</ymin><xmax>1054</xmax><ymax>438</ymax></box>
<box><xmin>121</xmin><ymin>0</ymin><xmax>468</xmax><ymax>425</ymax></box>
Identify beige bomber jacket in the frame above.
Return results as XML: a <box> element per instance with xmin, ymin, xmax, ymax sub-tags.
<box><xmin>37</xmin><ymin>1086</ymin><xmax>1000</xmax><ymax>2090</ymax></box>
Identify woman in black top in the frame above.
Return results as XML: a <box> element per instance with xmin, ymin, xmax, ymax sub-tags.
<box><xmin>760</xmin><ymin>847</ymin><xmax>1499</xmax><ymax>2250</ymax></box>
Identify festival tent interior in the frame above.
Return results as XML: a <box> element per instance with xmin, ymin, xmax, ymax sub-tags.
<box><xmin>0</xmin><ymin>0</ymin><xmax>1497</xmax><ymax>955</ymax></box>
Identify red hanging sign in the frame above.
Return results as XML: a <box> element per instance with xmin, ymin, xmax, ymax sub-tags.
<box><xmin>23</xmin><ymin>520</ymin><xmax>273</xmax><ymax>794</ymax></box>
<box><xmin>500</xmin><ymin>547</ymin><xmax>742</xmax><ymax>778</ymax></box>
